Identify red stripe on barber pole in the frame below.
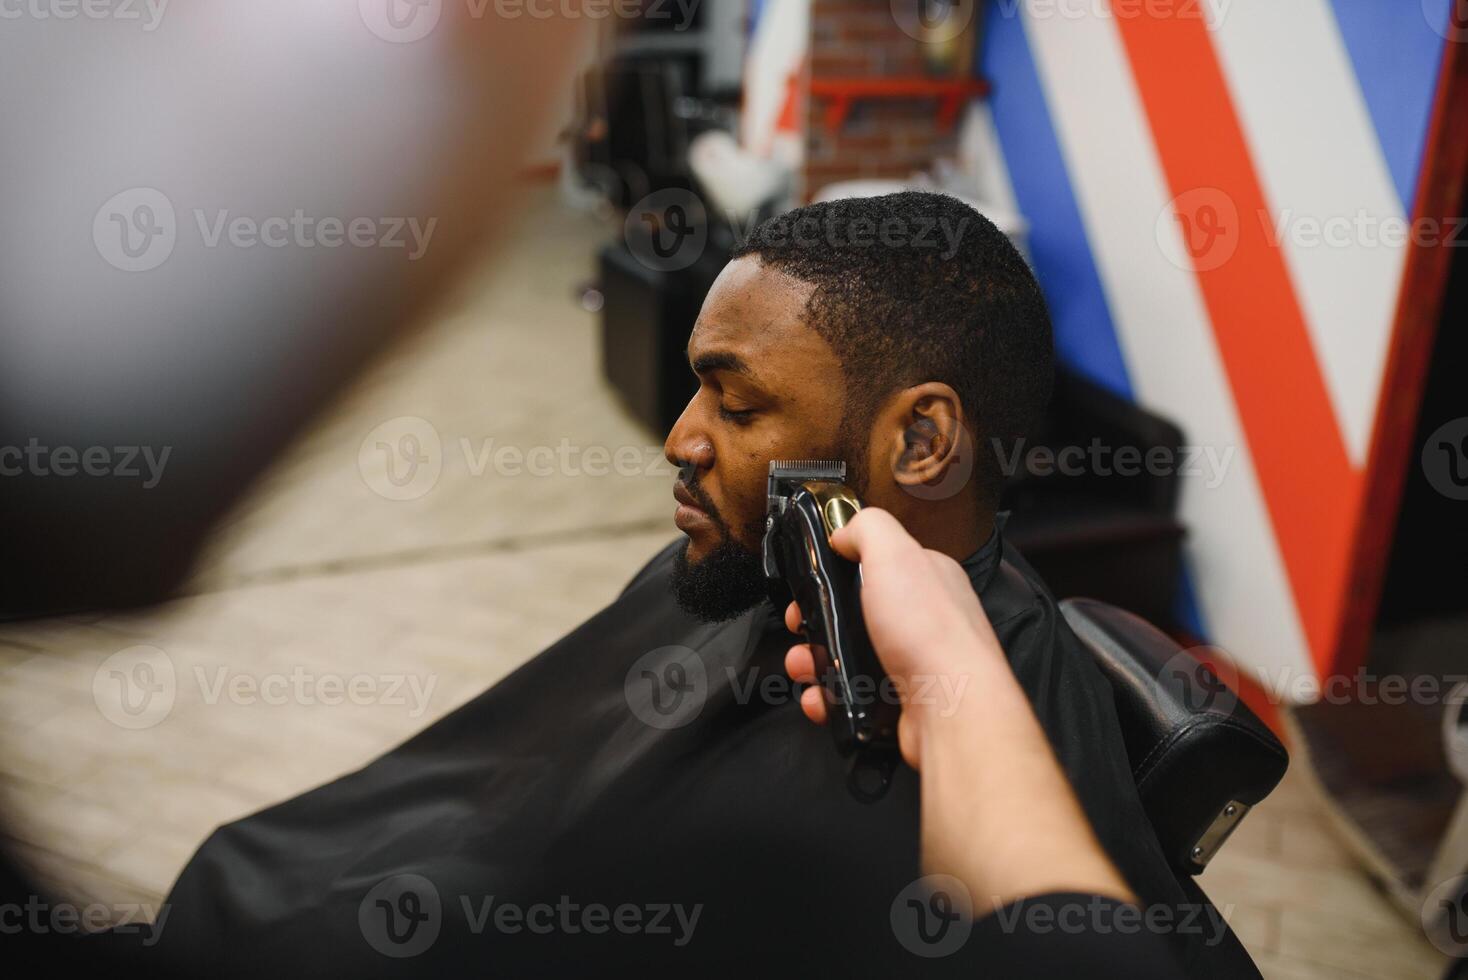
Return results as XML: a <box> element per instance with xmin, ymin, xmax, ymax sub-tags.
<box><xmin>1112</xmin><ymin>11</ymin><xmax>1363</xmax><ymax>676</ymax></box>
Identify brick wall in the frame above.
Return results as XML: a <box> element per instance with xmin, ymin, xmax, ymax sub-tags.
<box><xmin>805</xmin><ymin>0</ymin><xmax>973</xmax><ymax>196</ymax></box>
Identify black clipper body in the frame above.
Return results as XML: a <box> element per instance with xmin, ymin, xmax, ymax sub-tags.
<box><xmin>763</xmin><ymin>461</ymin><xmax>900</xmax><ymax>800</ymax></box>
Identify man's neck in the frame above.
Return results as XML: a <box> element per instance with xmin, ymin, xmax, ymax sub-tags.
<box><xmin>902</xmin><ymin>504</ymin><xmax>995</xmax><ymax>563</ymax></box>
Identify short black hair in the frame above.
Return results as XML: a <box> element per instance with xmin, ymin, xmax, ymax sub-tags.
<box><xmin>730</xmin><ymin>190</ymin><xmax>1054</xmax><ymax>504</ymax></box>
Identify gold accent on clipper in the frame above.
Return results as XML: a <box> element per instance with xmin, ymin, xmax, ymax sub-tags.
<box><xmin>801</xmin><ymin>481</ymin><xmax>862</xmax><ymax>538</ymax></box>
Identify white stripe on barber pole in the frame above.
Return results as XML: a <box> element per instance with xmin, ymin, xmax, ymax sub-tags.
<box><xmin>1206</xmin><ymin>0</ymin><xmax>1406</xmax><ymax>466</ymax></box>
<box><xmin>1019</xmin><ymin>1</ymin><xmax>1315</xmax><ymax>682</ymax></box>
<box><xmin>742</xmin><ymin>0</ymin><xmax>810</xmax><ymax>161</ymax></box>
<box><xmin>960</xmin><ymin>101</ymin><xmax>1020</xmax><ymax>218</ymax></box>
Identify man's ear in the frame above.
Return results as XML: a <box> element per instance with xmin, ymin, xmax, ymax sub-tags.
<box><xmin>880</xmin><ymin>382</ymin><xmax>969</xmax><ymax>490</ymax></box>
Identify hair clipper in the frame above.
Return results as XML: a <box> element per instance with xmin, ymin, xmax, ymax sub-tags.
<box><xmin>763</xmin><ymin>460</ymin><xmax>900</xmax><ymax>802</ymax></box>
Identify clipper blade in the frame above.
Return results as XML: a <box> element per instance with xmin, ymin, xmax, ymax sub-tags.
<box><xmin>768</xmin><ymin>459</ymin><xmax>846</xmax><ymax>482</ymax></box>
<box><xmin>767</xmin><ymin>460</ymin><xmax>847</xmax><ymax>514</ymax></box>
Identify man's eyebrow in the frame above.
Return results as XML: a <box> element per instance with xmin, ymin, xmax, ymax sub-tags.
<box><xmin>688</xmin><ymin>350</ymin><xmax>757</xmax><ymax>380</ymax></box>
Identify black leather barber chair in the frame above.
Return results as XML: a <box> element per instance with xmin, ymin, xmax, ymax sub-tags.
<box><xmin>1062</xmin><ymin>598</ymin><xmax>1289</xmax><ymax>876</ymax></box>
<box><xmin>1065</xmin><ymin>599</ymin><xmax>1286</xmax><ymax>976</ymax></box>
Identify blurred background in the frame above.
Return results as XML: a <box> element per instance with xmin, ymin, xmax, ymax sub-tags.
<box><xmin>1</xmin><ymin>2</ymin><xmax>1465</xmax><ymax>978</ymax></box>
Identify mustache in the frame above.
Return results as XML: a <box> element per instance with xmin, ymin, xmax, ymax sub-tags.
<box><xmin>675</xmin><ymin>464</ymin><xmax>737</xmax><ymax>542</ymax></box>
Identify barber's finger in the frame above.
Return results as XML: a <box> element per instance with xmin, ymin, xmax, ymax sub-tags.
<box><xmin>784</xmin><ymin>644</ymin><xmax>817</xmax><ymax>684</ymax></box>
<box><xmin>784</xmin><ymin>600</ymin><xmax>803</xmax><ymax>634</ymax></box>
<box><xmin>829</xmin><ymin>507</ymin><xmax>921</xmax><ymax>565</ymax></box>
<box><xmin>800</xmin><ymin>685</ymin><xmax>828</xmax><ymax>725</ymax></box>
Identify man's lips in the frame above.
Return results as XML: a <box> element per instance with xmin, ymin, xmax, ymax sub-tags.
<box><xmin>673</xmin><ymin>484</ymin><xmax>713</xmax><ymax>533</ymax></box>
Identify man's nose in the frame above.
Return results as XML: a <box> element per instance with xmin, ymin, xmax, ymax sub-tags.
<box><xmin>664</xmin><ymin>402</ymin><xmax>714</xmax><ymax>475</ymax></box>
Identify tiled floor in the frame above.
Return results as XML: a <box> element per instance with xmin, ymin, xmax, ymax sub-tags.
<box><xmin>0</xmin><ymin>184</ymin><xmax>1449</xmax><ymax>978</ymax></box>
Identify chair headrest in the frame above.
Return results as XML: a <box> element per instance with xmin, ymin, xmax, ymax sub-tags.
<box><xmin>1060</xmin><ymin>598</ymin><xmax>1289</xmax><ymax>875</ymax></box>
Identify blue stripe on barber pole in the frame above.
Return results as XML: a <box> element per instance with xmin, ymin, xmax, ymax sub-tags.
<box><xmin>979</xmin><ymin>3</ymin><xmax>1133</xmax><ymax>401</ymax></box>
<box><xmin>747</xmin><ymin>0</ymin><xmax>766</xmax><ymax>35</ymax></box>
<box><xmin>1328</xmin><ymin>0</ymin><xmax>1452</xmax><ymax>212</ymax></box>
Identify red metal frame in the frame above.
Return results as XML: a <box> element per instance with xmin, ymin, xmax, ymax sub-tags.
<box><xmin>1330</xmin><ymin>23</ymin><xmax>1468</xmax><ymax>678</ymax></box>
<box><xmin>808</xmin><ymin>77</ymin><xmax>991</xmax><ymax>133</ymax></box>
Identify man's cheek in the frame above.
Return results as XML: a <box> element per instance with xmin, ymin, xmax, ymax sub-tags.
<box><xmin>725</xmin><ymin>488</ymin><xmax>769</xmax><ymax>548</ymax></box>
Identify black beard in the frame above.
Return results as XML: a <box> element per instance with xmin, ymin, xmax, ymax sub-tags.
<box><xmin>669</xmin><ymin>538</ymin><xmax>768</xmax><ymax>623</ymax></box>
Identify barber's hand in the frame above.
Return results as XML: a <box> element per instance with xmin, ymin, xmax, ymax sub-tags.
<box><xmin>785</xmin><ymin>509</ymin><xmax>1139</xmax><ymax>909</ymax></box>
<box><xmin>783</xmin><ymin>507</ymin><xmax>1006</xmax><ymax>769</ymax></box>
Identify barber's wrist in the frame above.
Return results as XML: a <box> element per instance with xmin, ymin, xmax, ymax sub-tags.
<box><xmin>902</xmin><ymin>646</ymin><xmax>1025</xmax><ymax>763</ymax></box>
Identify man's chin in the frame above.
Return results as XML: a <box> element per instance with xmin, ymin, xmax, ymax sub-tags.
<box><xmin>669</xmin><ymin>538</ymin><xmax>768</xmax><ymax>623</ymax></box>
<box><xmin>678</xmin><ymin>528</ymin><xmax>716</xmax><ymax>565</ymax></box>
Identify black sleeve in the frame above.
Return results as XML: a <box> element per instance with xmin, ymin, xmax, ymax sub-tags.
<box><xmin>972</xmin><ymin>893</ymin><xmax>1191</xmax><ymax>979</ymax></box>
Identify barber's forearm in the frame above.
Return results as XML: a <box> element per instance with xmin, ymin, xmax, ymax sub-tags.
<box><xmin>910</xmin><ymin>650</ymin><xmax>1136</xmax><ymax>914</ymax></box>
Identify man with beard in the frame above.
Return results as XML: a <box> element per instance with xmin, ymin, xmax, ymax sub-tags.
<box><xmin>126</xmin><ymin>192</ymin><xmax>1254</xmax><ymax>978</ymax></box>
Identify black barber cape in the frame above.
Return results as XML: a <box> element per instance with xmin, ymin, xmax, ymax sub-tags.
<box><xmin>119</xmin><ymin>526</ymin><xmax>1246</xmax><ymax>978</ymax></box>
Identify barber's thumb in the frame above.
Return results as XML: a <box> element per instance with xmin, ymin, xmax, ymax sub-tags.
<box><xmin>829</xmin><ymin>507</ymin><xmax>906</xmax><ymax>562</ymax></box>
